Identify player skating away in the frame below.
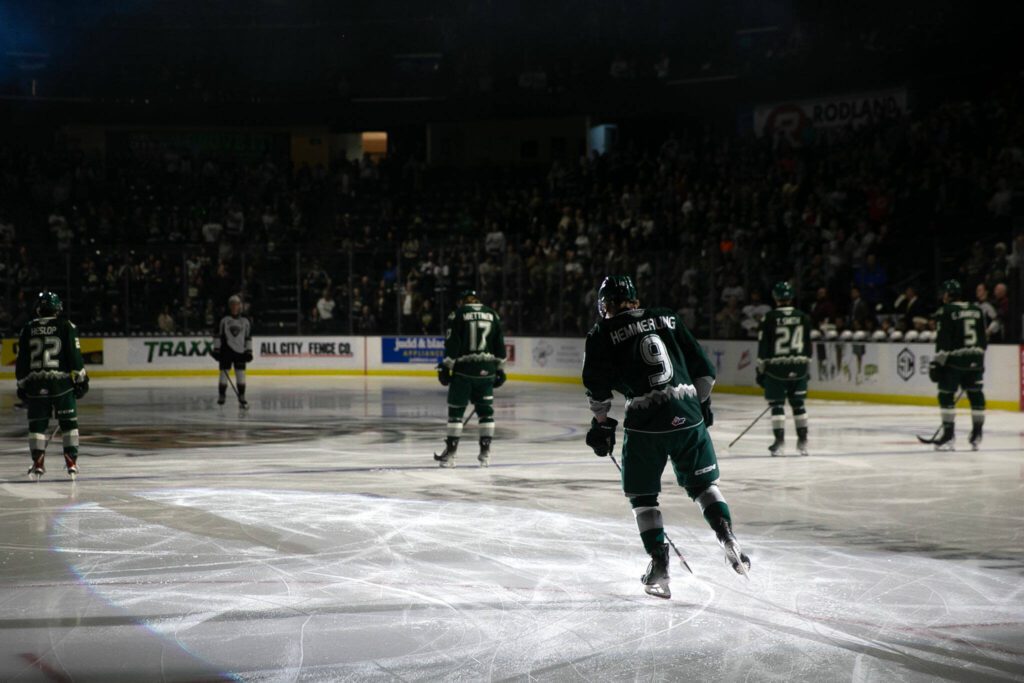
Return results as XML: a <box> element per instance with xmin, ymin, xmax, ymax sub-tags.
<box><xmin>15</xmin><ymin>292</ymin><xmax>89</xmax><ymax>480</ymax></box>
<box><xmin>926</xmin><ymin>279</ymin><xmax>987</xmax><ymax>451</ymax></box>
<box><xmin>582</xmin><ymin>275</ymin><xmax>749</xmax><ymax>599</ymax></box>
<box><xmin>756</xmin><ymin>282</ymin><xmax>812</xmax><ymax>456</ymax></box>
<box><xmin>212</xmin><ymin>295</ymin><xmax>253</xmax><ymax>408</ymax></box>
<box><xmin>435</xmin><ymin>290</ymin><xmax>507</xmax><ymax>468</ymax></box>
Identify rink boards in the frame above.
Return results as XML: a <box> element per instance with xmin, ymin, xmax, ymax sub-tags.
<box><xmin>2</xmin><ymin>335</ymin><xmax>1022</xmax><ymax>410</ymax></box>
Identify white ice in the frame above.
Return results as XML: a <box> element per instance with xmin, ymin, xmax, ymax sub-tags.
<box><xmin>1</xmin><ymin>377</ymin><xmax>1022</xmax><ymax>681</ymax></box>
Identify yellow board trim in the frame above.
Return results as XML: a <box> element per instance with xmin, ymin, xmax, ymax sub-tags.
<box><xmin>714</xmin><ymin>384</ymin><xmax>1018</xmax><ymax>411</ymax></box>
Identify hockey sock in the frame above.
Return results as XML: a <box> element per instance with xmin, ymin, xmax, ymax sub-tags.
<box><xmin>28</xmin><ymin>431</ymin><xmax>48</xmax><ymax>453</ymax></box>
<box><xmin>61</xmin><ymin>427</ymin><xmax>79</xmax><ymax>460</ymax></box>
<box><xmin>770</xmin><ymin>402</ymin><xmax>785</xmax><ymax>434</ymax></box>
<box><xmin>630</xmin><ymin>495</ymin><xmax>665</xmax><ymax>553</ymax></box>
<box><xmin>476</xmin><ymin>395</ymin><xmax>495</xmax><ymax>438</ymax></box>
<box><xmin>938</xmin><ymin>390</ymin><xmax>956</xmax><ymax>428</ymax></box>
<box><xmin>967</xmin><ymin>389</ymin><xmax>984</xmax><ymax>427</ymax></box>
<box><xmin>447</xmin><ymin>405</ymin><xmax>466</xmax><ymax>439</ymax></box>
<box><xmin>690</xmin><ymin>483</ymin><xmax>732</xmax><ymax>528</ymax></box>
<box><xmin>235</xmin><ymin>369</ymin><xmax>246</xmax><ymax>396</ymax></box>
<box><xmin>218</xmin><ymin>376</ymin><xmax>228</xmax><ymax>396</ymax></box>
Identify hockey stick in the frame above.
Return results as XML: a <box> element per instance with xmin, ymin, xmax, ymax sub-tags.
<box><xmin>221</xmin><ymin>369</ymin><xmax>248</xmax><ymax>408</ymax></box>
<box><xmin>728</xmin><ymin>406</ymin><xmax>772</xmax><ymax>448</ymax></box>
<box><xmin>463</xmin><ymin>408</ymin><xmax>476</xmax><ymax>426</ymax></box>
<box><xmin>917</xmin><ymin>388</ymin><xmax>965</xmax><ymax>444</ymax></box>
<box><xmin>608</xmin><ymin>452</ymin><xmax>694</xmax><ymax>575</ymax></box>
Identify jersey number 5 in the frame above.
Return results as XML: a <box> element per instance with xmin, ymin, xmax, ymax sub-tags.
<box><xmin>640</xmin><ymin>334</ymin><xmax>673</xmax><ymax>387</ymax></box>
<box><xmin>467</xmin><ymin>321</ymin><xmax>492</xmax><ymax>352</ymax></box>
<box><xmin>29</xmin><ymin>336</ymin><xmax>62</xmax><ymax>370</ymax></box>
<box><xmin>963</xmin><ymin>319</ymin><xmax>978</xmax><ymax>347</ymax></box>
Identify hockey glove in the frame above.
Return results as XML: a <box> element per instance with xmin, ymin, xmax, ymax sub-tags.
<box><xmin>493</xmin><ymin>369</ymin><xmax>507</xmax><ymax>388</ymax></box>
<box><xmin>586</xmin><ymin>417</ymin><xmax>618</xmax><ymax>457</ymax></box>
<box><xmin>211</xmin><ymin>348</ymin><xmax>221</xmax><ymax>362</ymax></box>
<box><xmin>73</xmin><ymin>376</ymin><xmax>90</xmax><ymax>399</ymax></box>
<box><xmin>928</xmin><ymin>361</ymin><xmax>942</xmax><ymax>383</ymax></box>
<box><xmin>437</xmin><ymin>365</ymin><xmax>451</xmax><ymax>386</ymax></box>
<box><xmin>701</xmin><ymin>399</ymin><xmax>714</xmax><ymax>427</ymax></box>
<box><xmin>755</xmin><ymin>370</ymin><xmax>765</xmax><ymax>388</ymax></box>
<box><xmin>16</xmin><ymin>387</ymin><xmax>28</xmax><ymax>402</ymax></box>
<box><xmin>243</xmin><ymin>351</ymin><xmax>254</xmax><ymax>363</ymax></box>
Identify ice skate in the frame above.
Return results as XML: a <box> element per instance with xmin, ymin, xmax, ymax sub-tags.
<box><xmin>641</xmin><ymin>543</ymin><xmax>671</xmax><ymax>599</ymax></box>
<box><xmin>434</xmin><ymin>437</ymin><xmax>458</xmax><ymax>468</ymax></box>
<box><xmin>933</xmin><ymin>426</ymin><xmax>955</xmax><ymax>452</ymax></box>
<box><xmin>238</xmin><ymin>397</ymin><xmax>249</xmax><ymax>410</ymax></box>
<box><xmin>478</xmin><ymin>436</ymin><xmax>491</xmax><ymax>468</ymax></box>
<box><xmin>27</xmin><ymin>454</ymin><xmax>45</xmax><ymax>481</ymax></box>
<box><xmin>64</xmin><ymin>453</ymin><xmax>79</xmax><ymax>480</ymax></box>
<box><xmin>217</xmin><ymin>394</ymin><xmax>226</xmax><ymax>406</ymax></box>
<box><xmin>769</xmin><ymin>430</ymin><xmax>785</xmax><ymax>457</ymax></box>
<box><xmin>968</xmin><ymin>425</ymin><xmax>982</xmax><ymax>451</ymax></box>
<box><xmin>796</xmin><ymin>428</ymin><xmax>809</xmax><ymax>456</ymax></box>
<box><xmin>711</xmin><ymin>518</ymin><xmax>751</xmax><ymax>577</ymax></box>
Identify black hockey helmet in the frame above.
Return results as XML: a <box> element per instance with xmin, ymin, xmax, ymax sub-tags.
<box><xmin>597</xmin><ymin>275</ymin><xmax>638</xmax><ymax>317</ymax></box>
<box><xmin>35</xmin><ymin>291</ymin><xmax>63</xmax><ymax>317</ymax></box>
<box><xmin>458</xmin><ymin>289</ymin><xmax>480</xmax><ymax>305</ymax></box>
<box><xmin>772</xmin><ymin>281</ymin><xmax>794</xmax><ymax>303</ymax></box>
<box><xmin>940</xmin><ymin>278</ymin><xmax>962</xmax><ymax>298</ymax></box>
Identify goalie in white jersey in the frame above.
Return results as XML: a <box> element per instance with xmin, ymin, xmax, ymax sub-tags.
<box><xmin>212</xmin><ymin>295</ymin><xmax>253</xmax><ymax>407</ymax></box>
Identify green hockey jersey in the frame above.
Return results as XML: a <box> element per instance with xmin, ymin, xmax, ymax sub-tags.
<box><xmin>934</xmin><ymin>302</ymin><xmax>986</xmax><ymax>370</ymax></box>
<box><xmin>443</xmin><ymin>303</ymin><xmax>506</xmax><ymax>377</ymax></box>
<box><xmin>583</xmin><ymin>307</ymin><xmax>715</xmax><ymax>433</ymax></box>
<box><xmin>15</xmin><ymin>316</ymin><xmax>86</xmax><ymax>399</ymax></box>
<box><xmin>757</xmin><ymin>306</ymin><xmax>812</xmax><ymax>380</ymax></box>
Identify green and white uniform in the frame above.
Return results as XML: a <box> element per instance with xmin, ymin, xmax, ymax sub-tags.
<box><xmin>15</xmin><ymin>316</ymin><xmax>86</xmax><ymax>457</ymax></box>
<box><xmin>583</xmin><ymin>307</ymin><xmax>731</xmax><ymax>553</ymax></box>
<box><xmin>933</xmin><ymin>302</ymin><xmax>986</xmax><ymax>428</ymax></box>
<box><xmin>442</xmin><ymin>302</ymin><xmax>506</xmax><ymax>439</ymax></box>
<box><xmin>757</xmin><ymin>306</ymin><xmax>812</xmax><ymax>434</ymax></box>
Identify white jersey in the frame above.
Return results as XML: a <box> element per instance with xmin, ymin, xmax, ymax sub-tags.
<box><xmin>214</xmin><ymin>315</ymin><xmax>253</xmax><ymax>355</ymax></box>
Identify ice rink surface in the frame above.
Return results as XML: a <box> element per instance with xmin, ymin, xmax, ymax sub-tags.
<box><xmin>1</xmin><ymin>376</ymin><xmax>1022</xmax><ymax>682</ymax></box>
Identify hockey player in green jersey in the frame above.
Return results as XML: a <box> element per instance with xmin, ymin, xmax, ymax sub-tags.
<box><xmin>756</xmin><ymin>281</ymin><xmax>813</xmax><ymax>456</ymax></box>
<box><xmin>582</xmin><ymin>276</ymin><xmax>749</xmax><ymax>598</ymax></box>
<box><xmin>926</xmin><ymin>279</ymin><xmax>987</xmax><ymax>451</ymax></box>
<box><xmin>15</xmin><ymin>292</ymin><xmax>89</xmax><ymax>480</ymax></box>
<box><xmin>435</xmin><ymin>290</ymin><xmax>506</xmax><ymax>467</ymax></box>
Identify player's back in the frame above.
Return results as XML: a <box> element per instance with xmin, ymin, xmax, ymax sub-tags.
<box><xmin>758</xmin><ymin>307</ymin><xmax>811</xmax><ymax>377</ymax></box>
<box><xmin>445</xmin><ymin>303</ymin><xmax>504</xmax><ymax>375</ymax></box>
<box><xmin>935</xmin><ymin>302</ymin><xmax>986</xmax><ymax>369</ymax></box>
<box><xmin>17</xmin><ymin>316</ymin><xmax>79</xmax><ymax>395</ymax></box>
<box><xmin>585</xmin><ymin>307</ymin><xmax>711</xmax><ymax>433</ymax></box>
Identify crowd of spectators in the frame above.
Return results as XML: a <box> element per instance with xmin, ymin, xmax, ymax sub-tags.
<box><xmin>1</xmin><ymin>85</ymin><xmax>1021</xmax><ymax>342</ymax></box>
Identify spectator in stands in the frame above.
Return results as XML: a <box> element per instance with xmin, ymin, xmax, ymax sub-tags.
<box><xmin>720</xmin><ymin>274</ymin><xmax>746</xmax><ymax>305</ymax></box>
<box><xmin>991</xmin><ymin>283</ymin><xmax>1009</xmax><ymax>342</ymax></box>
<box><xmin>811</xmin><ymin>287</ymin><xmax>836</xmax><ymax>329</ymax></box>
<box><xmin>157</xmin><ymin>306</ymin><xmax>175</xmax><ymax>333</ymax></box>
<box><xmin>715</xmin><ymin>296</ymin><xmax>742</xmax><ymax>339</ymax></box>
<box><xmin>893</xmin><ymin>284</ymin><xmax>927</xmax><ymax>332</ymax></box>
<box><xmin>741</xmin><ymin>290</ymin><xmax>771</xmax><ymax>339</ymax></box>
<box><xmin>316</xmin><ymin>288</ymin><xmax>337</xmax><ymax>332</ymax></box>
<box><xmin>976</xmin><ymin>283</ymin><xmax>999</xmax><ymax>339</ymax></box>
<box><xmin>848</xmin><ymin>285</ymin><xmax>874</xmax><ymax>331</ymax></box>
<box><xmin>854</xmin><ymin>253</ymin><xmax>887</xmax><ymax>305</ymax></box>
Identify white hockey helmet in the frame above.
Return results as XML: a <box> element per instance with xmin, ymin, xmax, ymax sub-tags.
<box><xmin>904</xmin><ymin>330</ymin><xmax>920</xmax><ymax>342</ymax></box>
<box><xmin>839</xmin><ymin>330</ymin><xmax>854</xmax><ymax>341</ymax></box>
<box><xmin>852</xmin><ymin>330</ymin><xmax>868</xmax><ymax>341</ymax></box>
<box><xmin>889</xmin><ymin>330</ymin><xmax>904</xmax><ymax>342</ymax></box>
<box><xmin>871</xmin><ymin>330</ymin><xmax>887</xmax><ymax>341</ymax></box>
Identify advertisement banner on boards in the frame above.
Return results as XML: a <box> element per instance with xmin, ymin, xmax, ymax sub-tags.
<box><xmin>381</xmin><ymin>336</ymin><xmax>445</xmax><ymax>364</ymax></box>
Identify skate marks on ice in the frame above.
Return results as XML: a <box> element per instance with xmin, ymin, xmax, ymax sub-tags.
<box><xmin>42</xmin><ymin>489</ymin><xmax>1024</xmax><ymax>681</ymax></box>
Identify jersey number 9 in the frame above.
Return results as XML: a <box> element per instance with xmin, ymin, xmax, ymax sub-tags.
<box><xmin>640</xmin><ymin>334</ymin><xmax>673</xmax><ymax>387</ymax></box>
